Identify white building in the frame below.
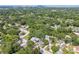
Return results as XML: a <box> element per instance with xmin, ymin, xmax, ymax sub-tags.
<box><xmin>31</xmin><ymin>37</ymin><xmax>44</xmax><ymax>45</ymax></box>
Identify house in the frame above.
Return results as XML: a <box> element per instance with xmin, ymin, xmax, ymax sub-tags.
<box><xmin>73</xmin><ymin>46</ymin><xmax>79</xmax><ymax>53</ymax></box>
<box><xmin>45</xmin><ymin>35</ymin><xmax>50</xmax><ymax>41</ymax></box>
<box><xmin>73</xmin><ymin>27</ymin><xmax>79</xmax><ymax>36</ymax></box>
<box><xmin>31</xmin><ymin>37</ymin><xmax>44</xmax><ymax>45</ymax></box>
<box><xmin>20</xmin><ymin>39</ymin><xmax>27</xmax><ymax>47</ymax></box>
<box><xmin>57</xmin><ymin>40</ymin><xmax>65</xmax><ymax>48</ymax></box>
<box><xmin>56</xmin><ymin>49</ymin><xmax>63</xmax><ymax>54</ymax></box>
<box><xmin>74</xmin><ymin>32</ymin><xmax>79</xmax><ymax>36</ymax></box>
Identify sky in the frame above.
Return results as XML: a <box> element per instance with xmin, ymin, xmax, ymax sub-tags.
<box><xmin>0</xmin><ymin>0</ymin><xmax>79</xmax><ymax>5</ymax></box>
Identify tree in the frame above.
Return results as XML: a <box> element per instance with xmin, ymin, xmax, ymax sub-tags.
<box><xmin>33</xmin><ymin>47</ymin><xmax>40</xmax><ymax>54</ymax></box>
<box><xmin>16</xmin><ymin>48</ymin><xmax>26</xmax><ymax>54</ymax></box>
<box><xmin>6</xmin><ymin>28</ymin><xmax>20</xmax><ymax>35</ymax></box>
<box><xmin>51</xmin><ymin>45</ymin><xmax>59</xmax><ymax>54</ymax></box>
<box><xmin>72</xmin><ymin>38</ymin><xmax>79</xmax><ymax>46</ymax></box>
<box><xmin>27</xmin><ymin>40</ymin><xmax>35</xmax><ymax>48</ymax></box>
<box><xmin>1</xmin><ymin>42</ymin><xmax>12</xmax><ymax>54</ymax></box>
<box><xmin>73</xmin><ymin>20</ymin><xmax>79</xmax><ymax>27</ymax></box>
<box><xmin>1</xmin><ymin>34</ymin><xmax>19</xmax><ymax>54</ymax></box>
<box><xmin>43</xmin><ymin>40</ymin><xmax>49</xmax><ymax>45</ymax></box>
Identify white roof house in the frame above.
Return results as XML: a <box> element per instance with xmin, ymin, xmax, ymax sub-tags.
<box><xmin>31</xmin><ymin>37</ymin><xmax>44</xmax><ymax>45</ymax></box>
<box><xmin>73</xmin><ymin>27</ymin><xmax>79</xmax><ymax>36</ymax></box>
<box><xmin>45</xmin><ymin>35</ymin><xmax>50</xmax><ymax>41</ymax></box>
<box><xmin>57</xmin><ymin>40</ymin><xmax>65</xmax><ymax>49</ymax></box>
<box><xmin>20</xmin><ymin>39</ymin><xmax>27</xmax><ymax>47</ymax></box>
